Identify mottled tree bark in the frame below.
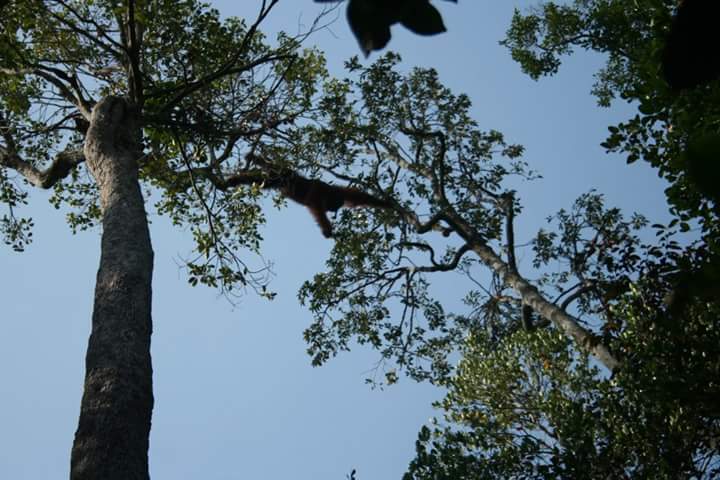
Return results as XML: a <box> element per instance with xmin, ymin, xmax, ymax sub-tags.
<box><xmin>70</xmin><ymin>96</ymin><xmax>154</xmax><ymax>480</ymax></box>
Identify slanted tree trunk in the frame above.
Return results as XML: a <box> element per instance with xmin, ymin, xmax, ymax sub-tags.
<box><xmin>70</xmin><ymin>96</ymin><xmax>154</xmax><ymax>480</ymax></box>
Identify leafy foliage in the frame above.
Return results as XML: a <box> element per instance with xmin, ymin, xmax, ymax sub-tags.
<box><xmin>0</xmin><ymin>0</ymin><xmax>331</xmax><ymax>296</ymax></box>
<box><xmin>503</xmin><ymin>0</ymin><xmax>720</xmax><ymax>244</ymax></box>
<box><xmin>406</xmin><ymin>283</ymin><xmax>720</xmax><ymax>479</ymax></box>
<box><xmin>396</xmin><ymin>1</ymin><xmax>720</xmax><ymax>477</ymax></box>
<box><xmin>3</xmin><ymin>2</ymin><xmax>718</xmax><ymax>477</ymax></box>
<box><xmin>298</xmin><ymin>54</ymin><xmax>537</xmax><ymax>383</ymax></box>
<box><xmin>405</xmin><ymin>249</ymin><xmax>720</xmax><ymax>478</ymax></box>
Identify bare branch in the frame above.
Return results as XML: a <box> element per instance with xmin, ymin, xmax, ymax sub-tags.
<box><xmin>399</xmin><ymin>125</ymin><xmax>448</xmax><ymax>203</ymax></box>
<box><xmin>398</xmin><ymin>242</ymin><xmax>470</xmax><ymax>272</ymax></box>
<box><xmin>560</xmin><ymin>282</ymin><xmax>595</xmax><ymax>312</ymax></box>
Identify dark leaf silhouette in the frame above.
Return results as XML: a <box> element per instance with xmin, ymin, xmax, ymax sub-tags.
<box><xmin>400</xmin><ymin>1</ymin><xmax>447</xmax><ymax>36</ymax></box>
<box><xmin>314</xmin><ymin>0</ymin><xmax>456</xmax><ymax>56</ymax></box>
<box><xmin>662</xmin><ymin>0</ymin><xmax>720</xmax><ymax>89</ymax></box>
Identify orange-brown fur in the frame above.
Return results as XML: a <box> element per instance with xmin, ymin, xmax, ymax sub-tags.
<box><xmin>247</xmin><ymin>154</ymin><xmax>391</xmax><ymax>237</ymax></box>
<box><xmin>281</xmin><ymin>176</ymin><xmax>391</xmax><ymax>238</ymax></box>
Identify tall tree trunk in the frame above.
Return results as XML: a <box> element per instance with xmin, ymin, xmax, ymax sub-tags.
<box><xmin>71</xmin><ymin>96</ymin><xmax>154</xmax><ymax>480</ymax></box>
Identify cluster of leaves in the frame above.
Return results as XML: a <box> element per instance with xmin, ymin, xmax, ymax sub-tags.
<box><xmin>283</xmin><ymin>5</ymin><xmax>720</xmax><ymax>475</ymax></box>
<box><xmin>0</xmin><ymin>161</ymin><xmax>32</xmax><ymax>251</ymax></box>
<box><xmin>396</xmin><ymin>1</ymin><xmax>720</xmax><ymax>477</ymax></box>
<box><xmin>405</xmin><ymin>268</ymin><xmax>720</xmax><ymax>479</ymax></box>
<box><xmin>531</xmin><ymin>191</ymin><xmax>647</xmax><ymax>335</ymax></box>
<box><xmin>3</xmin><ymin>1</ymin><xmax>718</xmax><ymax>477</ymax></box>
<box><xmin>503</xmin><ymin>0</ymin><xmax>720</xmax><ymax>244</ymax></box>
<box><xmin>0</xmin><ymin>0</ymin><xmax>332</xmax><ymax>296</ymax></box>
<box><xmin>298</xmin><ymin>54</ymin><xmax>533</xmax><ymax>384</ymax></box>
<box><xmin>315</xmin><ymin>0</ymin><xmax>456</xmax><ymax>57</ymax></box>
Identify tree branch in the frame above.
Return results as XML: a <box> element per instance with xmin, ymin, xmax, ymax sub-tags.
<box><xmin>44</xmin><ymin>0</ymin><xmax>124</xmax><ymax>56</ymax></box>
<box><xmin>560</xmin><ymin>282</ymin><xmax>596</xmax><ymax>312</ymax></box>
<box><xmin>397</xmin><ymin>242</ymin><xmax>471</xmax><ymax>272</ymax></box>
<box><xmin>379</xmin><ymin>131</ymin><xmax>612</xmax><ymax>359</ymax></box>
<box><xmin>0</xmin><ymin>148</ymin><xmax>85</xmax><ymax>189</ymax></box>
<box><xmin>153</xmin><ymin>54</ymin><xmax>293</xmax><ymax>114</ymax></box>
<box><xmin>503</xmin><ymin>192</ymin><xmax>518</xmax><ymax>274</ymax></box>
<box><xmin>399</xmin><ymin>125</ymin><xmax>449</xmax><ymax>203</ymax></box>
<box><xmin>122</xmin><ymin>0</ymin><xmax>144</xmax><ymax>107</ymax></box>
<box><xmin>468</xmin><ymin>234</ymin><xmax>620</xmax><ymax>370</ymax></box>
<box><xmin>0</xmin><ymin>67</ymin><xmax>93</xmax><ymax>118</ymax></box>
<box><xmin>150</xmin><ymin>0</ymin><xmax>287</xmax><ymax>113</ymax></box>
<box><xmin>0</xmin><ymin>111</ymin><xmax>85</xmax><ymax>188</ymax></box>
<box><xmin>441</xmin><ymin>206</ymin><xmax>620</xmax><ymax>370</ymax></box>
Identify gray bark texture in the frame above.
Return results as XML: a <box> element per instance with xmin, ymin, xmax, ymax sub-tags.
<box><xmin>70</xmin><ymin>96</ymin><xmax>154</xmax><ymax>480</ymax></box>
<box><xmin>439</xmin><ymin>208</ymin><xmax>621</xmax><ymax>371</ymax></box>
<box><xmin>468</xmin><ymin>241</ymin><xmax>621</xmax><ymax>371</ymax></box>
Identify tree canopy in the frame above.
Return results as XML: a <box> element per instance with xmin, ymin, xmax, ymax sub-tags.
<box><xmin>0</xmin><ymin>1</ymin><xmax>330</xmax><ymax>477</ymax></box>
<box><xmin>1</xmin><ymin>1</ymin><xmax>718</xmax><ymax>478</ymax></box>
<box><xmin>398</xmin><ymin>1</ymin><xmax>720</xmax><ymax>477</ymax></box>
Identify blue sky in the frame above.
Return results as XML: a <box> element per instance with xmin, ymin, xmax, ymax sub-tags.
<box><xmin>0</xmin><ymin>2</ymin><xmax>671</xmax><ymax>479</ymax></box>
